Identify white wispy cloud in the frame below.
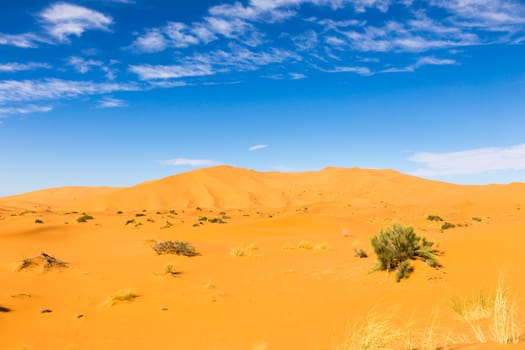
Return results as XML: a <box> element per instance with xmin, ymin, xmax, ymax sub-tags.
<box><xmin>409</xmin><ymin>144</ymin><xmax>525</xmax><ymax>176</ymax></box>
<box><xmin>39</xmin><ymin>2</ymin><xmax>113</xmax><ymax>42</ymax></box>
<box><xmin>0</xmin><ymin>33</ymin><xmax>50</xmax><ymax>48</ymax></box>
<box><xmin>0</xmin><ymin>104</ymin><xmax>53</xmax><ymax>116</ymax></box>
<box><xmin>160</xmin><ymin>158</ymin><xmax>218</xmax><ymax>166</ymax></box>
<box><xmin>0</xmin><ymin>62</ymin><xmax>52</xmax><ymax>72</ymax></box>
<box><xmin>129</xmin><ymin>63</ymin><xmax>214</xmax><ymax>80</ymax></box>
<box><xmin>96</xmin><ymin>97</ymin><xmax>127</xmax><ymax>108</ymax></box>
<box><xmin>68</xmin><ymin>56</ymin><xmax>103</xmax><ymax>73</ymax></box>
<box><xmin>0</xmin><ymin>79</ymin><xmax>139</xmax><ymax>103</ymax></box>
<box><xmin>382</xmin><ymin>56</ymin><xmax>457</xmax><ymax>73</ymax></box>
<box><xmin>249</xmin><ymin>144</ymin><xmax>268</xmax><ymax>151</ymax></box>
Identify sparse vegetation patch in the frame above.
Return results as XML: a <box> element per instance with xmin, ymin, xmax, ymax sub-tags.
<box><xmin>371</xmin><ymin>224</ymin><xmax>441</xmax><ymax>282</ymax></box>
<box><xmin>152</xmin><ymin>240</ymin><xmax>198</xmax><ymax>257</ymax></box>
<box><xmin>18</xmin><ymin>252</ymin><xmax>69</xmax><ymax>271</ymax></box>
<box><xmin>427</xmin><ymin>215</ymin><xmax>443</xmax><ymax>222</ymax></box>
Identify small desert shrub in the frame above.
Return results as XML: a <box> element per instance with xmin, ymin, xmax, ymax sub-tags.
<box><xmin>108</xmin><ymin>290</ymin><xmax>139</xmax><ymax>305</ymax></box>
<box><xmin>427</xmin><ymin>215</ymin><xmax>444</xmax><ymax>222</ymax></box>
<box><xmin>160</xmin><ymin>221</ymin><xmax>173</xmax><ymax>229</ymax></box>
<box><xmin>116</xmin><ymin>211</ymin><xmax>123</xmax><ymax>215</ymax></box>
<box><xmin>77</xmin><ymin>215</ymin><xmax>94</xmax><ymax>223</ymax></box>
<box><xmin>441</xmin><ymin>222</ymin><xmax>456</xmax><ymax>230</ymax></box>
<box><xmin>196</xmin><ymin>207</ymin><xmax>202</xmax><ymax>211</ymax></box>
<box><xmin>298</xmin><ymin>241</ymin><xmax>314</xmax><ymax>249</ymax></box>
<box><xmin>0</xmin><ymin>305</ymin><xmax>11</xmax><ymax>313</ymax></box>
<box><xmin>354</xmin><ymin>248</ymin><xmax>368</xmax><ymax>258</ymax></box>
<box><xmin>208</xmin><ymin>217</ymin><xmax>226</xmax><ymax>224</ymax></box>
<box><xmin>314</xmin><ymin>242</ymin><xmax>329</xmax><ymax>251</ymax></box>
<box><xmin>371</xmin><ymin>224</ymin><xmax>441</xmax><ymax>281</ymax></box>
<box><xmin>395</xmin><ymin>260</ymin><xmax>414</xmax><ymax>282</ymax></box>
<box><xmin>35</xmin><ymin>219</ymin><xmax>44</xmax><ymax>224</ymax></box>
<box><xmin>125</xmin><ymin>219</ymin><xmax>135</xmax><ymax>225</ymax></box>
<box><xmin>152</xmin><ymin>241</ymin><xmax>198</xmax><ymax>257</ymax></box>
<box><xmin>472</xmin><ymin>217</ymin><xmax>482</xmax><ymax>222</ymax></box>
<box><xmin>198</xmin><ymin>216</ymin><xmax>207</xmax><ymax>221</ymax></box>
<box><xmin>163</xmin><ymin>264</ymin><xmax>182</xmax><ymax>277</ymax></box>
<box><xmin>135</xmin><ymin>213</ymin><xmax>146</xmax><ymax>217</ymax></box>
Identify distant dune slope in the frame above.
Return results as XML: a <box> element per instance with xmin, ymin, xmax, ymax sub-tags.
<box><xmin>1</xmin><ymin>166</ymin><xmax>524</xmax><ymax>212</ymax></box>
<box><xmin>0</xmin><ymin>186</ymin><xmax>120</xmax><ymax>211</ymax></box>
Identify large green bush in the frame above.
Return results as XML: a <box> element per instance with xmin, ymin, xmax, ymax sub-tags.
<box><xmin>371</xmin><ymin>224</ymin><xmax>441</xmax><ymax>282</ymax></box>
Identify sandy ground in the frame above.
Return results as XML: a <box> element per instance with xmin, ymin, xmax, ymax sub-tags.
<box><xmin>1</xmin><ymin>166</ymin><xmax>525</xmax><ymax>349</ymax></box>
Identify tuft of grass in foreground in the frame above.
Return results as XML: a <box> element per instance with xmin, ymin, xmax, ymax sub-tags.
<box><xmin>333</xmin><ymin>312</ymin><xmax>402</xmax><ymax>350</ymax></box>
<box><xmin>451</xmin><ymin>277</ymin><xmax>522</xmax><ymax>344</ymax></box>
<box><xmin>107</xmin><ymin>290</ymin><xmax>139</xmax><ymax>305</ymax></box>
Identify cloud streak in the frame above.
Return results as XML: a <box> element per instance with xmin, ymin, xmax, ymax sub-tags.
<box><xmin>160</xmin><ymin>158</ymin><xmax>218</xmax><ymax>167</ymax></box>
<box><xmin>409</xmin><ymin>144</ymin><xmax>525</xmax><ymax>176</ymax></box>
<box><xmin>249</xmin><ymin>144</ymin><xmax>268</xmax><ymax>151</ymax></box>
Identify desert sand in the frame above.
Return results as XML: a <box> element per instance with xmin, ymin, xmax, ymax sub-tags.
<box><xmin>1</xmin><ymin>166</ymin><xmax>524</xmax><ymax>349</ymax></box>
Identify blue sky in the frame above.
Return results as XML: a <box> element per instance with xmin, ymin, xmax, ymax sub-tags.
<box><xmin>1</xmin><ymin>0</ymin><xmax>525</xmax><ymax>195</ymax></box>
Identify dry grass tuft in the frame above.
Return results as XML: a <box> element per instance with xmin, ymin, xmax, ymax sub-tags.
<box><xmin>107</xmin><ymin>289</ymin><xmax>139</xmax><ymax>306</ymax></box>
<box><xmin>334</xmin><ymin>312</ymin><xmax>402</xmax><ymax>350</ymax></box>
<box><xmin>451</xmin><ymin>276</ymin><xmax>522</xmax><ymax>344</ymax></box>
<box><xmin>231</xmin><ymin>244</ymin><xmax>261</xmax><ymax>257</ymax></box>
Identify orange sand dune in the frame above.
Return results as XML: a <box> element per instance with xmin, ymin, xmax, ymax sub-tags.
<box><xmin>0</xmin><ymin>186</ymin><xmax>120</xmax><ymax>211</ymax></box>
<box><xmin>1</xmin><ymin>166</ymin><xmax>525</xmax><ymax>349</ymax></box>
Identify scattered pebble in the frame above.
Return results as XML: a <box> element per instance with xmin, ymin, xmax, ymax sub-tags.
<box><xmin>40</xmin><ymin>308</ymin><xmax>52</xmax><ymax>314</ymax></box>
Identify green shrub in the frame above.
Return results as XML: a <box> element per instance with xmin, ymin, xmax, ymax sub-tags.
<box><xmin>198</xmin><ymin>216</ymin><xmax>208</xmax><ymax>221</ymax></box>
<box><xmin>427</xmin><ymin>215</ymin><xmax>443</xmax><ymax>222</ymax></box>
<box><xmin>152</xmin><ymin>241</ymin><xmax>198</xmax><ymax>257</ymax></box>
<box><xmin>395</xmin><ymin>260</ymin><xmax>414</xmax><ymax>282</ymax></box>
<box><xmin>136</xmin><ymin>213</ymin><xmax>146</xmax><ymax>217</ymax></box>
<box><xmin>77</xmin><ymin>215</ymin><xmax>94</xmax><ymax>223</ymax></box>
<box><xmin>354</xmin><ymin>248</ymin><xmax>368</xmax><ymax>258</ymax></box>
<box><xmin>125</xmin><ymin>219</ymin><xmax>135</xmax><ymax>225</ymax></box>
<box><xmin>371</xmin><ymin>224</ymin><xmax>441</xmax><ymax>281</ymax></box>
<box><xmin>441</xmin><ymin>222</ymin><xmax>456</xmax><ymax>230</ymax></box>
<box><xmin>208</xmin><ymin>217</ymin><xmax>226</xmax><ymax>224</ymax></box>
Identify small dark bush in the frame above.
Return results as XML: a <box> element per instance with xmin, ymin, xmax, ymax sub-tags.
<box><xmin>427</xmin><ymin>215</ymin><xmax>443</xmax><ymax>222</ymax></box>
<box><xmin>441</xmin><ymin>222</ymin><xmax>456</xmax><ymax>230</ymax></box>
<box><xmin>196</xmin><ymin>207</ymin><xmax>202</xmax><ymax>211</ymax></box>
<box><xmin>395</xmin><ymin>260</ymin><xmax>414</xmax><ymax>282</ymax></box>
<box><xmin>35</xmin><ymin>219</ymin><xmax>44</xmax><ymax>224</ymax></box>
<box><xmin>208</xmin><ymin>217</ymin><xmax>226</xmax><ymax>224</ymax></box>
<box><xmin>371</xmin><ymin>224</ymin><xmax>441</xmax><ymax>282</ymax></box>
<box><xmin>136</xmin><ymin>213</ymin><xmax>146</xmax><ymax>217</ymax></box>
<box><xmin>160</xmin><ymin>221</ymin><xmax>173</xmax><ymax>229</ymax></box>
<box><xmin>198</xmin><ymin>216</ymin><xmax>208</xmax><ymax>221</ymax></box>
<box><xmin>472</xmin><ymin>217</ymin><xmax>482</xmax><ymax>222</ymax></box>
<box><xmin>354</xmin><ymin>248</ymin><xmax>368</xmax><ymax>258</ymax></box>
<box><xmin>116</xmin><ymin>211</ymin><xmax>123</xmax><ymax>215</ymax></box>
<box><xmin>152</xmin><ymin>241</ymin><xmax>198</xmax><ymax>257</ymax></box>
<box><xmin>0</xmin><ymin>305</ymin><xmax>11</xmax><ymax>313</ymax></box>
<box><xmin>77</xmin><ymin>215</ymin><xmax>94</xmax><ymax>223</ymax></box>
<box><xmin>125</xmin><ymin>219</ymin><xmax>135</xmax><ymax>225</ymax></box>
